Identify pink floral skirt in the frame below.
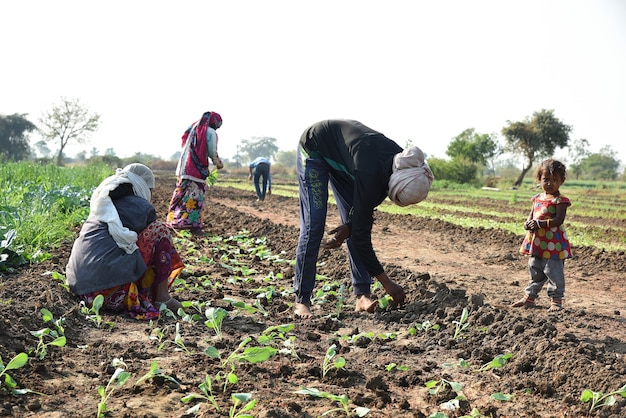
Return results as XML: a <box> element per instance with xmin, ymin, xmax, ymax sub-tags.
<box><xmin>166</xmin><ymin>179</ymin><xmax>206</xmax><ymax>231</ymax></box>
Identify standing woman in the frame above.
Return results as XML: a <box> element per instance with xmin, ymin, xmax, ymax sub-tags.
<box><xmin>66</xmin><ymin>163</ymin><xmax>184</xmax><ymax>320</ymax></box>
<box><xmin>167</xmin><ymin>111</ymin><xmax>224</xmax><ymax>231</ymax></box>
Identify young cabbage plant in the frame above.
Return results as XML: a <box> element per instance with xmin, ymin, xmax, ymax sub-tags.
<box><xmin>134</xmin><ymin>360</ymin><xmax>180</xmax><ymax>387</ymax></box>
<box><xmin>321</xmin><ymin>344</ymin><xmax>346</xmax><ymax>380</ymax></box>
<box><xmin>181</xmin><ymin>373</ymin><xmax>221</xmax><ymax>413</ymax></box>
<box><xmin>581</xmin><ymin>384</ymin><xmax>626</xmax><ymax>413</ymax></box>
<box><xmin>452</xmin><ymin>307</ymin><xmax>470</xmax><ymax>339</ymax></box>
<box><xmin>97</xmin><ymin>366</ymin><xmax>131</xmax><ymax>418</ymax></box>
<box><xmin>294</xmin><ymin>387</ymin><xmax>370</xmax><ymax>417</ymax></box>
<box><xmin>229</xmin><ymin>392</ymin><xmax>256</xmax><ymax>418</ymax></box>
<box><xmin>0</xmin><ymin>352</ymin><xmax>38</xmax><ymax>395</ymax></box>
<box><xmin>80</xmin><ymin>294</ymin><xmax>114</xmax><ymax>328</ymax></box>
<box><xmin>29</xmin><ymin>308</ymin><xmax>66</xmax><ymax>359</ymax></box>
<box><xmin>205</xmin><ymin>307</ymin><xmax>229</xmax><ymax>339</ymax></box>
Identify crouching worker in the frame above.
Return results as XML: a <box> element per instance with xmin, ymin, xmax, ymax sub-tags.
<box><xmin>66</xmin><ymin>163</ymin><xmax>184</xmax><ymax>320</ymax></box>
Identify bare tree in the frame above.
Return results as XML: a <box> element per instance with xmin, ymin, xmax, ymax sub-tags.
<box><xmin>39</xmin><ymin>97</ymin><xmax>101</xmax><ymax>165</ymax></box>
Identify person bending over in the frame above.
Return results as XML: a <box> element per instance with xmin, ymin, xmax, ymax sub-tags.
<box><xmin>294</xmin><ymin>119</ymin><xmax>434</xmax><ymax>318</ymax></box>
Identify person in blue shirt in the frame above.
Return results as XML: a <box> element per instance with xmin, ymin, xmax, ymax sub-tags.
<box><xmin>248</xmin><ymin>157</ymin><xmax>272</xmax><ymax>201</ymax></box>
<box><xmin>295</xmin><ymin>119</ymin><xmax>434</xmax><ymax>318</ymax></box>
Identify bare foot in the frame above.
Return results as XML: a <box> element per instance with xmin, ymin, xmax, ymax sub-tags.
<box><xmin>510</xmin><ymin>296</ymin><xmax>535</xmax><ymax>308</ymax></box>
<box><xmin>548</xmin><ymin>304</ymin><xmax>563</xmax><ymax>312</ymax></box>
<box><xmin>294</xmin><ymin>302</ymin><xmax>313</xmax><ymax>318</ymax></box>
<box><xmin>355</xmin><ymin>295</ymin><xmax>377</xmax><ymax>313</ymax></box>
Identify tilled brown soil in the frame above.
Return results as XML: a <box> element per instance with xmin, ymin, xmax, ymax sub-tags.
<box><xmin>1</xmin><ymin>173</ymin><xmax>625</xmax><ymax>418</ymax></box>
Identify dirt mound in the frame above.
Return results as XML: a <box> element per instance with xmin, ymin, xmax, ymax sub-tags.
<box><xmin>1</xmin><ymin>174</ymin><xmax>625</xmax><ymax>417</ymax></box>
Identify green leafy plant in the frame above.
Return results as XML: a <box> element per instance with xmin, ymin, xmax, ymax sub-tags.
<box><xmin>442</xmin><ymin>358</ymin><xmax>471</xmax><ymax>369</ymax></box>
<box><xmin>173</xmin><ymin>322</ymin><xmax>194</xmax><ymax>355</ymax></box>
<box><xmin>229</xmin><ymin>392</ymin><xmax>256</xmax><ymax>418</ymax></box>
<box><xmin>97</xmin><ymin>360</ymin><xmax>131</xmax><ymax>418</ymax></box>
<box><xmin>425</xmin><ymin>378</ymin><xmax>466</xmax><ymax>400</ymax></box>
<box><xmin>0</xmin><ymin>352</ymin><xmax>29</xmax><ymax>393</ymax></box>
<box><xmin>580</xmin><ymin>384</ymin><xmax>626</xmax><ymax>413</ymax></box>
<box><xmin>408</xmin><ymin>320</ymin><xmax>440</xmax><ymax>334</ymax></box>
<box><xmin>452</xmin><ymin>307</ymin><xmax>470</xmax><ymax>339</ymax></box>
<box><xmin>459</xmin><ymin>408</ymin><xmax>490</xmax><ymax>418</ymax></box>
<box><xmin>294</xmin><ymin>387</ymin><xmax>370</xmax><ymax>417</ymax></box>
<box><xmin>491</xmin><ymin>392</ymin><xmax>514</xmax><ymax>401</ymax></box>
<box><xmin>182</xmin><ymin>374</ymin><xmax>221</xmax><ymax>413</ymax></box>
<box><xmin>29</xmin><ymin>308</ymin><xmax>67</xmax><ymax>359</ymax></box>
<box><xmin>204</xmin><ymin>306</ymin><xmax>229</xmax><ymax>339</ymax></box>
<box><xmin>80</xmin><ymin>294</ymin><xmax>114</xmax><ymax>328</ymax></box>
<box><xmin>321</xmin><ymin>344</ymin><xmax>346</xmax><ymax>380</ymax></box>
<box><xmin>385</xmin><ymin>363</ymin><xmax>410</xmax><ymax>372</ymax></box>
<box><xmin>476</xmin><ymin>353</ymin><xmax>513</xmax><ymax>372</ymax></box>
<box><xmin>134</xmin><ymin>360</ymin><xmax>180</xmax><ymax>387</ymax></box>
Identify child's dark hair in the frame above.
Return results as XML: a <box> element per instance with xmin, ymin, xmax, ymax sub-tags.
<box><xmin>534</xmin><ymin>159</ymin><xmax>567</xmax><ymax>182</ymax></box>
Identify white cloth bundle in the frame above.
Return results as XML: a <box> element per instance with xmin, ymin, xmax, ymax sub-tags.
<box><xmin>387</xmin><ymin>147</ymin><xmax>434</xmax><ymax>207</ymax></box>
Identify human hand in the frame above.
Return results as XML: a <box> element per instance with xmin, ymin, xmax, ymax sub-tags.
<box><xmin>248</xmin><ymin>174</ymin><xmax>252</xmax><ymax>181</ymax></box>
<box><xmin>524</xmin><ymin>219</ymin><xmax>537</xmax><ymax>231</ymax></box>
<box><xmin>321</xmin><ymin>224</ymin><xmax>350</xmax><ymax>249</ymax></box>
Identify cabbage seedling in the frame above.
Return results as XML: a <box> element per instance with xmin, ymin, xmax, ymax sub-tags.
<box><xmin>0</xmin><ymin>352</ymin><xmax>28</xmax><ymax>393</ymax></box>
<box><xmin>321</xmin><ymin>344</ymin><xmax>345</xmax><ymax>380</ymax></box>
<box><xmin>452</xmin><ymin>307</ymin><xmax>470</xmax><ymax>339</ymax></box>
<box><xmin>205</xmin><ymin>307</ymin><xmax>229</xmax><ymax>339</ymax></box>
<box><xmin>29</xmin><ymin>308</ymin><xmax>66</xmax><ymax>359</ymax></box>
<box><xmin>181</xmin><ymin>374</ymin><xmax>221</xmax><ymax>413</ymax></box>
<box><xmin>294</xmin><ymin>387</ymin><xmax>370</xmax><ymax>417</ymax></box>
<box><xmin>581</xmin><ymin>384</ymin><xmax>626</xmax><ymax>413</ymax></box>
<box><xmin>229</xmin><ymin>392</ymin><xmax>256</xmax><ymax>418</ymax></box>
<box><xmin>97</xmin><ymin>367</ymin><xmax>131</xmax><ymax>418</ymax></box>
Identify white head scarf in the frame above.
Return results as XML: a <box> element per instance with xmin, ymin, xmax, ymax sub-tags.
<box><xmin>387</xmin><ymin>147</ymin><xmax>434</xmax><ymax>207</ymax></box>
<box><xmin>89</xmin><ymin>163</ymin><xmax>154</xmax><ymax>254</ymax></box>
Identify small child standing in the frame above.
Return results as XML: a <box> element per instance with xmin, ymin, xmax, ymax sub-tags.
<box><xmin>511</xmin><ymin>159</ymin><xmax>572</xmax><ymax>312</ymax></box>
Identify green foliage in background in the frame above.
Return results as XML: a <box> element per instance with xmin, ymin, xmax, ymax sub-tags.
<box><xmin>0</xmin><ymin>161</ymin><xmax>112</xmax><ymax>263</ymax></box>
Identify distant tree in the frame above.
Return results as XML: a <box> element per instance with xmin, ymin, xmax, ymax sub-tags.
<box><xmin>567</xmin><ymin>138</ymin><xmax>591</xmax><ymax>180</ymax></box>
<box><xmin>170</xmin><ymin>151</ymin><xmax>181</xmax><ymax>162</ymax></box>
<box><xmin>33</xmin><ymin>140</ymin><xmax>52</xmax><ymax>159</ymax></box>
<box><xmin>446</xmin><ymin>128</ymin><xmax>499</xmax><ymax>165</ymax></box>
<box><xmin>427</xmin><ymin>157</ymin><xmax>479</xmax><ymax>185</ymax></box>
<box><xmin>239</xmin><ymin>137</ymin><xmax>279</xmax><ymax>162</ymax></box>
<box><xmin>579</xmin><ymin>146</ymin><xmax>621</xmax><ymax>180</ymax></box>
<box><xmin>90</xmin><ymin>147</ymin><xmax>99</xmax><ymax>157</ymax></box>
<box><xmin>275</xmin><ymin>150</ymin><xmax>297</xmax><ymax>168</ymax></box>
<box><xmin>75</xmin><ymin>150</ymin><xmax>87</xmax><ymax>162</ymax></box>
<box><xmin>501</xmin><ymin>109</ymin><xmax>572</xmax><ymax>187</ymax></box>
<box><xmin>104</xmin><ymin>148</ymin><xmax>116</xmax><ymax>157</ymax></box>
<box><xmin>0</xmin><ymin>113</ymin><xmax>37</xmax><ymax>161</ymax></box>
<box><xmin>39</xmin><ymin>97</ymin><xmax>101</xmax><ymax>165</ymax></box>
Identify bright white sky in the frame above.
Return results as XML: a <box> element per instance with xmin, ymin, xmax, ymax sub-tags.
<box><xmin>2</xmin><ymin>0</ymin><xmax>626</xmax><ymax>167</ymax></box>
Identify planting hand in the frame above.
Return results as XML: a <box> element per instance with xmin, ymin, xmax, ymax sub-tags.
<box><xmin>376</xmin><ymin>273</ymin><xmax>405</xmax><ymax>306</ymax></box>
<box><xmin>321</xmin><ymin>224</ymin><xmax>350</xmax><ymax>249</ymax></box>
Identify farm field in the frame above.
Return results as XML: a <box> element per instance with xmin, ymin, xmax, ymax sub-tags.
<box><xmin>1</xmin><ymin>172</ymin><xmax>626</xmax><ymax>418</ymax></box>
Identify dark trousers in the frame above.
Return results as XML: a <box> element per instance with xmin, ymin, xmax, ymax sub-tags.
<box><xmin>253</xmin><ymin>163</ymin><xmax>270</xmax><ymax>200</ymax></box>
<box><xmin>294</xmin><ymin>146</ymin><xmax>372</xmax><ymax>304</ymax></box>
